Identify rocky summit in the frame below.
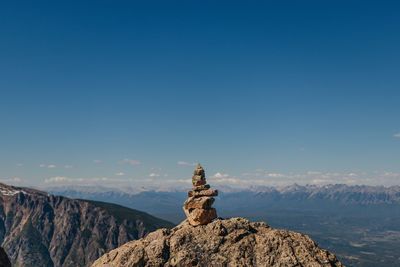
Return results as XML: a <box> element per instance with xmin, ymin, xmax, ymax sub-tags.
<box><xmin>92</xmin><ymin>217</ymin><xmax>343</xmax><ymax>267</ymax></box>
<box><xmin>183</xmin><ymin>164</ymin><xmax>218</xmax><ymax>226</ymax></box>
<box><xmin>92</xmin><ymin>165</ymin><xmax>343</xmax><ymax>267</ymax></box>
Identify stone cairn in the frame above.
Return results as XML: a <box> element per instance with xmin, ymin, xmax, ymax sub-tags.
<box><xmin>183</xmin><ymin>164</ymin><xmax>218</xmax><ymax>226</ymax></box>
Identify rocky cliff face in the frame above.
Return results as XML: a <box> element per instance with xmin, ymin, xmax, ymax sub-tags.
<box><xmin>92</xmin><ymin>217</ymin><xmax>343</xmax><ymax>267</ymax></box>
<box><xmin>0</xmin><ymin>183</ymin><xmax>174</xmax><ymax>267</ymax></box>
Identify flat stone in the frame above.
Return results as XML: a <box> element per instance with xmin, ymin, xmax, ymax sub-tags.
<box><xmin>188</xmin><ymin>189</ymin><xmax>218</xmax><ymax>197</ymax></box>
<box><xmin>184</xmin><ymin>196</ymin><xmax>215</xmax><ymax>209</ymax></box>
<box><xmin>186</xmin><ymin>208</ymin><xmax>217</xmax><ymax>226</ymax></box>
<box><xmin>193</xmin><ymin>184</ymin><xmax>210</xmax><ymax>191</ymax></box>
<box><xmin>192</xmin><ymin>174</ymin><xmax>203</xmax><ymax>180</ymax></box>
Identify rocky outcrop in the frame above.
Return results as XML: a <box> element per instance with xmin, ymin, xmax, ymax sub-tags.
<box><xmin>0</xmin><ymin>247</ymin><xmax>11</xmax><ymax>267</ymax></box>
<box><xmin>183</xmin><ymin>164</ymin><xmax>218</xmax><ymax>226</ymax></box>
<box><xmin>92</xmin><ymin>217</ymin><xmax>344</xmax><ymax>267</ymax></box>
<box><xmin>0</xmin><ymin>183</ymin><xmax>174</xmax><ymax>267</ymax></box>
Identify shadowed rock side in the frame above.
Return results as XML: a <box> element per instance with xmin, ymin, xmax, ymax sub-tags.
<box><xmin>92</xmin><ymin>217</ymin><xmax>343</xmax><ymax>267</ymax></box>
<box><xmin>0</xmin><ymin>183</ymin><xmax>174</xmax><ymax>267</ymax></box>
<box><xmin>0</xmin><ymin>247</ymin><xmax>11</xmax><ymax>267</ymax></box>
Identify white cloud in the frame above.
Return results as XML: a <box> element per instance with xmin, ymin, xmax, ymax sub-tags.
<box><xmin>177</xmin><ymin>161</ymin><xmax>196</xmax><ymax>166</ymax></box>
<box><xmin>0</xmin><ymin>177</ymin><xmax>23</xmax><ymax>184</ymax></box>
<box><xmin>120</xmin><ymin>159</ymin><xmax>141</xmax><ymax>166</ymax></box>
<box><xmin>16</xmin><ymin>163</ymin><xmax>23</xmax><ymax>167</ymax></box>
<box><xmin>39</xmin><ymin>170</ymin><xmax>400</xmax><ymax>191</ymax></box>
<box><xmin>212</xmin><ymin>172</ymin><xmax>229</xmax><ymax>178</ymax></box>
<box><xmin>394</xmin><ymin>133</ymin><xmax>400</xmax><ymax>138</ymax></box>
<box><xmin>306</xmin><ymin>171</ymin><xmax>321</xmax><ymax>175</ymax></box>
<box><xmin>40</xmin><ymin>164</ymin><xmax>57</xmax><ymax>169</ymax></box>
<box><xmin>93</xmin><ymin>160</ymin><xmax>103</xmax><ymax>164</ymax></box>
<box><xmin>44</xmin><ymin>176</ymin><xmax>113</xmax><ymax>185</ymax></box>
<box><xmin>42</xmin><ymin>176</ymin><xmax>173</xmax><ymax>192</ymax></box>
<box><xmin>45</xmin><ymin>176</ymin><xmax>69</xmax><ymax>183</ymax></box>
<box><xmin>115</xmin><ymin>172</ymin><xmax>125</xmax><ymax>176</ymax></box>
<box><xmin>64</xmin><ymin>165</ymin><xmax>73</xmax><ymax>169</ymax></box>
<box><xmin>237</xmin><ymin>169</ymin><xmax>400</xmax><ymax>187</ymax></box>
<box><xmin>266</xmin><ymin>173</ymin><xmax>284</xmax><ymax>178</ymax></box>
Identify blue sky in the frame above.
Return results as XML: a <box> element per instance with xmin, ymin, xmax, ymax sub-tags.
<box><xmin>1</xmin><ymin>1</ymin><xmax>400</xmax><ymax>188</ymax></box>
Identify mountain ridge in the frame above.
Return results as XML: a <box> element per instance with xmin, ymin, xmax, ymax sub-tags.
<box><xmin>0</xmin><ymin>182</ymin><xmax>173</xmax><ymax>267</ymax></box>
<box><xmin>48</xmin><ymin>183</ymin><xmax>400</xmax><ymax>205</ymax></box>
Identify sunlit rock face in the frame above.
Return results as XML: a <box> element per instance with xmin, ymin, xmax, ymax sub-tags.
<box><xmin>92</xmin><ymin>217</ymin><xmax>344</xmax><ymax>267</ymax></box>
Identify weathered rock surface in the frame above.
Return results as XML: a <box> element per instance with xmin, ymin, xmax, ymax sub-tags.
<box><xmin>188</xmin><ymin>189</ymin><xmax>218</xmax><ymax>197</ymax></box>
<box><xmin>0</xmin><ymin>183</ymin><xmax>174</xmax><ymax>267</ymax></box>
<box><xmin>184</xmin><ymin>196</ymin><xmax>215</xmax><ymax>210</ymax></box>
<box><xmin>184</xmin><ymin>207</ymin><xmax>217</xmax><ymax>226</ymax></box>
<box><xmin>92</xmin><ymin>217</ymin><xmax>344</xmax><ymax>267</ymax></box>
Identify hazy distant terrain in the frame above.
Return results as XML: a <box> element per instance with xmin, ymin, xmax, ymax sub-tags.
<box><xmin>50</xmin><ymin>184</ymin><xmax>400</xmax><ymax>267</ymax></box>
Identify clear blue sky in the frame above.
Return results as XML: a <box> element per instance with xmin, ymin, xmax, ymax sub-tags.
<box><xmin>1</xmin><ymin>0</ymin><xmax>399</xmax><ymax>188</ymax></box>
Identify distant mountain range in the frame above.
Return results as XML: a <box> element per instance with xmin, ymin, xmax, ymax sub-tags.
<box><xmin>0</xmin><ymin>183</ymin><xmax>173</xmax><ymax>267</ymax></box>
<box><xmin>48</xmin><ymin>183</ymin><xmax>400</xmax><ymax>223</ymax></box>
<box><xmin>49</xmin><ymin>184</ymin><xmax>400</xmax><ymax>267</ymax></box>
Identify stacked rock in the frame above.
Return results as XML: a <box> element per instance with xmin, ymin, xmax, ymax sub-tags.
<box><xmin>183</xmin><ymin>164</ymin><xmax>218</xmax><ymax>226</ymax></box>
